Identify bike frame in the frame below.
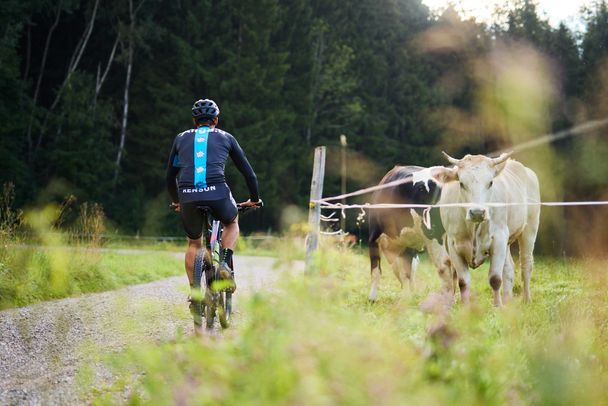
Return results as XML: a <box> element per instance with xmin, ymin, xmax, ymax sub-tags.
<box><xmin>188</xmin><ymin>202</ymin><xmax>261</xmax><ymax>330</ymax></box>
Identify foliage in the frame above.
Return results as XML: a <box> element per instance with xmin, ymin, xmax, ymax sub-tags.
<box><xmin>92</xmin><ymin>249</ymin><xmax>608</xmax><ymax>404</ymax></box>
<box><xmin>1</xmin><ymin>0</ymin><xmax>608</xmax><ymax>255</ymax></box>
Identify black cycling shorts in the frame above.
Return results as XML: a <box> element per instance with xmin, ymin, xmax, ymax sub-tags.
<box><xmin>180</xmin><ymin>195</ymin><xmax>238</xmax><ymax>239</ymax></box>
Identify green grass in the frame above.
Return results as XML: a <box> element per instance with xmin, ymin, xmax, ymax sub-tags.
<box><xmin>92</xmin><ymin>249</ymin><xmax>608</xmax><ymax>405</ymax></box>
<box><xmin>0</xmin><ymin>232</ymin><xmax>294</xmax><ymax>310</ymax></box>
<box><xmin>0</xmin><ymin>246</ymin><xmax>182</xmax><ymax>309</ymax></box>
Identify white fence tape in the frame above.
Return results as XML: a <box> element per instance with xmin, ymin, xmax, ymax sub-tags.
<box><xmin>315</xmin><ymin>201</ymin><xmax>608</xmax><ymax>210</ymax></box>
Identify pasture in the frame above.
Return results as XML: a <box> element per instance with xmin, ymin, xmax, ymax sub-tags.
<box><xmin>91</xmin><ymin>247</ymin><xmax>608</xmax><ymax>405</ymax></box>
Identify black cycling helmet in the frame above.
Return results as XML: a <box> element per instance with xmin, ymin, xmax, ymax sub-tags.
<box><xmin>192</xmin><ymin>99</ymin><xmax>220</xmax><ymax>119</ymax></box>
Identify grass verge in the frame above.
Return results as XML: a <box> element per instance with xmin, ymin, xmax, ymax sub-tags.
<box><xmin>0</xmin><ymin>247</ymin><xmax>182</xmax><ymax>309</ymax></box>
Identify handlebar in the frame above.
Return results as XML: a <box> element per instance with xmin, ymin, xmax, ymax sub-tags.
<box><xmin>169</xmin><ymin>200</ymin><xmax>263</xmax><ymax>212</ymax></box>
<box><xmin>237</xmin><ymin>200</ymin><xmax>264</xmax><ymax>212</ymax></box>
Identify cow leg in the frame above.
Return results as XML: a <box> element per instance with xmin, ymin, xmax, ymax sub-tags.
<box><xmin>393</xmin><ymin>252</ymin><xmax>415</xmax><ymax>292</ymax></box>
<box><xmin>457</xmin><ymin>267</ymin><xmax>471</xmax><ymax>304</ymax></box>
<box><xmin>489</xmin><ymin>232</ymin><xmax>509</xmax><ymax>307</ymax></box>
<box><xmin>449</xmin><ymin>239</ymin><xmax>471</xmax><ymax>303</ymax></box>
<box><xmin>502</xmin><ymin>248</ymin><xmax>515</xmax><ymax>302</ymax></box>
<box><xmin>410</xmin><ymin>254</ymin><xmax>419</xmax><ymax>291</ymax></box>
<box><xmin>390</xmin><ymin>254</ymin><xmax>404</xmax><ymax>287</ymax></box>
<box><xmin>369</xmin><ymin>265</ymin><xmax>381</xmax><ymax>302</ymax></box>
<box><xmin>368</xmin><ymin>236</ymin><xmax>382</xmax><ymax>302</ymax></box>
<box><xmin>519</xmin><ymin>235</ymin><xmax>535</xmax><ymax>303</ymax></box>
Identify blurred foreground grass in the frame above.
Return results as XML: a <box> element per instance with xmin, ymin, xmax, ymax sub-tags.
<box><xmin>92</xmin><ymin>248</ymin><xmax>608</xmax><ymax>405</ymax></box>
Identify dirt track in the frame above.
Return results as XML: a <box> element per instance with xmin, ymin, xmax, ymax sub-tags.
<box><xmin>0</xmin><ymin>254</ymin><xmax>302</xmax><ymax>405</ymax></box>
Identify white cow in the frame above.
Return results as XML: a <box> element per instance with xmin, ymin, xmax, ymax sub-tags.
<box><xmin>430</xmin><ymin>152</ymin><xmax>540</xmax><ymax>306</ymax></box>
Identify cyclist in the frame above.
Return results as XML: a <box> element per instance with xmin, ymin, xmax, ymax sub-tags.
<box><xmin>166</xmin><ymin>98</ymin><xmax>261</xmax><ymax>303</ymax></box>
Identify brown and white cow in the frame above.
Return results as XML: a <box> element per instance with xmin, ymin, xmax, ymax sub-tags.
<box><xmin>429</xmin><ymin>152</ymin><xmax>541</xmax><ymax>306</ymax></box>
<box><xmin>368</xmin><ymin>166</ymin><xmax>450</xmax><ymax>301</ymax></box>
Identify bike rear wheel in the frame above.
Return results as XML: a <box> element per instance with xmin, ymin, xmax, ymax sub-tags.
<box><xmin>191</xmin><ymin>250</ymin><xmax>206</xmax><ymax>328</ymax></box>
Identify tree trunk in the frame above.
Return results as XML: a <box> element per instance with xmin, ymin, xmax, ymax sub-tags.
<box><xmin>113</xmin><ymin>42</ymin><xmax>133</xmax><ymax>185</ymax></box>
<box><xmin>113</xmin><ymin>0</ymin><xmax>138</xmax><ymax>186</ymax></box>
<box><xmin>35</xmin><ymin>0</ymin><xmax>101</xmax><ymax>154</ymax></box>
<box><xmin>94</xmin><ymin>34</ymin><xmax>119</xmax><ymax>106</ymax></box>
<box><xmin>26</xmin><ymin>0</ymin><xmax>62</xmax><ymax>162</ymax></box>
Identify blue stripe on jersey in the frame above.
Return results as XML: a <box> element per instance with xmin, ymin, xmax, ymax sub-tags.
<box><xmin>193</xmin><ymin>126</ymin><xmax>210</xmax><ymax>188</ymax></box>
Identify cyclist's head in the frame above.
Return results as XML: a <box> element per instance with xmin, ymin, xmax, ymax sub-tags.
<box><xmin>192</xmin><ymin>99</ymin><xmax>220</xmax><ymax>127</ymax></box>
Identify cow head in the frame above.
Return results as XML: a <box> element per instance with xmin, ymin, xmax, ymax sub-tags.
<box><xmin>431</xmin><ymin>152</ymin><xmax>512</xmax><ymax>224</ymax></box>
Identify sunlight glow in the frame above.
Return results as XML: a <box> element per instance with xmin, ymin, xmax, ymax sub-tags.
<box><xmin>422</xmin><ymin>0</ymin><xmax>594</xmax><ymax>29</ymax></box>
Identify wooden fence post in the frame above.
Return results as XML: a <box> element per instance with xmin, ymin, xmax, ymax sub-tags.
<box><xmin>305</xmin><ymin>146</ymin><xmax>326</xmax><ymax>273</ymax></box>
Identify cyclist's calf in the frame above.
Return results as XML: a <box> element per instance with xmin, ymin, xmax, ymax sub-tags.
<box><xmin>221</xmin><ymin>218</ymin><xmax>239</xmax><ymax>250</ymax></box>
<box><xmin>186</xmin><ymin>237</ymin><xmax>202</xmax><ymax>286</ymax></box>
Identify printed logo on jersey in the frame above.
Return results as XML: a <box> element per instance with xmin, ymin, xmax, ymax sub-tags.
<box><xmin>194</xmin><ymin>126</ymin><xmax>210</xmax><ymax>188</ymax></box>
<box><xmin>181</xmin><ymin>185</ymin><xmax>217</xmax><ymax>193</ymax></box>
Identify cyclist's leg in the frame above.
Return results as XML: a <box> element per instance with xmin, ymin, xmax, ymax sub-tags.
<box><xmin>205</xmin><ymin>193</ymin><xmax>238</xmax><ymax>254</ymax></box>
<box><xmin>185</xmin><ymin>238</ymin><xmax>202</xmax><ymax>284</ymax></box>
<box><xmin>179</xmin><ymin>202</ymin><xmax>205</xmax><ymax>284</ymax></box>
<box><xmin>221</xmin><ymin>218</ymin><xmax>239</xmax><ymax>251</ymax></box>
<box><xmin>216</xmin><ymin>191</ymin><xmax>238</xmax><ymax>248</ymax></box>
<box><xmin>207</xmin><ymin>195</ymin><xmax>238</xmax><ymax>285</ymax></box>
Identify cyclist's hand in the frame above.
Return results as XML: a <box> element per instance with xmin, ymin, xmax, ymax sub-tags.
<box><xmin>239</xmin><ymin>199</ymin><xmax>263</xmax><ymax>208</ymax></box>
<box><xmin>170</xmin><ymin>202</ymin><xmax>181</xmax><ymax>213</ymax></box>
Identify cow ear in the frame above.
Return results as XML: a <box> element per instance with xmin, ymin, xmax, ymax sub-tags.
<box><xmin>429</xmin><ymin>166</ymin><xmax>458</xmax><ymax>186</ymax></box>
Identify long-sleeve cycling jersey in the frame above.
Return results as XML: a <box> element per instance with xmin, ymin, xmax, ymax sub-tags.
<box><xmin>166</xmin><ymin>126</ymin><xmax>259</xmax><ymax>203</ymax></box>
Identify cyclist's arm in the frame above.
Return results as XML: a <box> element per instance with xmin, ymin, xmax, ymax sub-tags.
<box><xmin>165</xmin><ymin>138</ymin><xmax>180</xmax><ymax>203</ymax></box>
<box><xmin>229</xmin><ymin>136</ymin><xmax>259</xmax><ymax>202</ymax></box>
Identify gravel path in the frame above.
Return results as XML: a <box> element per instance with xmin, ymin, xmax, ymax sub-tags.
<box><xmin>0</xmin><ymin>254</ymin><xmax>303</xmax><ymax>405</ymax></box>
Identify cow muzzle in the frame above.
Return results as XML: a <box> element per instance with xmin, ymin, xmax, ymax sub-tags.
<box><xmin>466</xmin><ymin>207</ymin><xmax>487</xmax><ymax>223</ymax></box>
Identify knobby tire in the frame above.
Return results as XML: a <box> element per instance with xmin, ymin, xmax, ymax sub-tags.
<box><xmin>191</xmin><ymin>250</ymin><xmax>206</xmax><ymax>327</ymax></box>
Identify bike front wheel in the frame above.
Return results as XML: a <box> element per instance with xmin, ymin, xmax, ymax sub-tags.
<box><xmin>218</xmin><ymin>292</ymin><xmax>230</xmax><ymax>329</ymax></box>
<box><xmin>204</xmin><ymin>288</ymin><xmax>216</xmax><ymax>330</ymax></box>
<box><xmin>205</xmin><ymin>290</ymin><xmax>231</xmax><ymax>329</ymax></box>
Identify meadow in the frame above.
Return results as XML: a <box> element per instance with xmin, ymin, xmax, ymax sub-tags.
<box><xmin>90</xmin><ymin>247</ymin><xmax>608</xmax><ymax>405</ymax></box>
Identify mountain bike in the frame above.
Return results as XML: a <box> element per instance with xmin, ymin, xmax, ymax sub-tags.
<box><xmin>190</xmin><ymin>202</ymin><xmax>262</xmax><ymax>330</ymax></box>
